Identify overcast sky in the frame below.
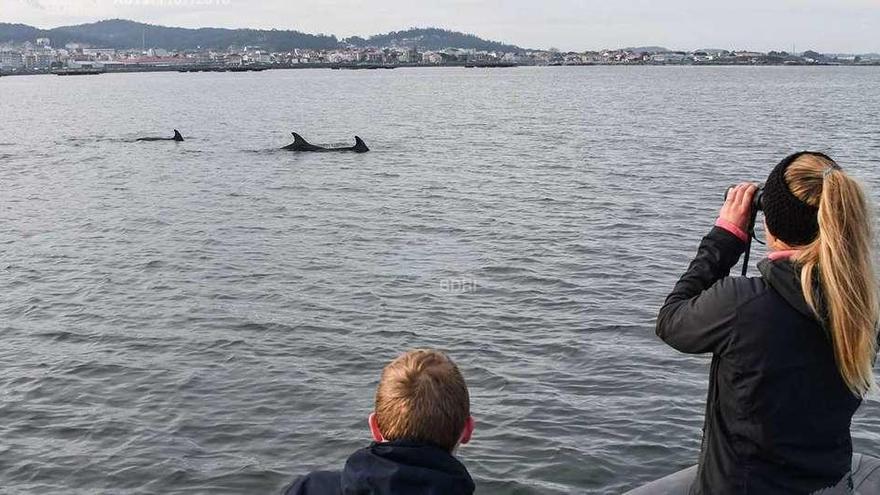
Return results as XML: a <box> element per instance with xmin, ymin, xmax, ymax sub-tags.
<box><xmin>1</xmin><ymin>0</ymin><xmax>879</xmax><ymax>53</ymax></box>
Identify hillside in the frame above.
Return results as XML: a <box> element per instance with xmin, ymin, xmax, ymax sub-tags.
<box><xmin>0</xmin><ymin>19</ymin><xmax>338</xmax><ymax>51</ymax></box>
<box><xmin>0</xmin><ymin>20</ymin><xmax>523</xmax><ymax>52</ymax></box>
<box><xmin>344</xmin><ymin>28</ymin><xmax>522</xmax><ymax>52</ymax></box>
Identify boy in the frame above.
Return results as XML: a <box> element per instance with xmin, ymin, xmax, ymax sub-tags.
<box><xmin>284</xmin><ymin>349</ymin><xmax>476</xmax><ymax>494</ymax></box>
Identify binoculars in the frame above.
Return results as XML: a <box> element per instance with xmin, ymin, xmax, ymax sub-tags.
<box><xmin>724</xmin><ymin>184</ymin><xmax>765</xmax><ymax>212</ymax></box>
<box><xmin>724</xmin><ymin>184</ymin><xmax>765</xmax><ymax>276</ymax></box>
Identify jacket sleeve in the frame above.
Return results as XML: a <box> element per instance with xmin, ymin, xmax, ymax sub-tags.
<box><xmin>282</xmin><ymin>475</ymin><xmax>310</xmax><ymax>495</ymax></box>
<box><xmin>282</xmin><ymin>476</ymin><xmax>306</xmax><ymax>495</ymax></box>
<box><xmin>282</xmin><ymin>471</ymin><xmax>342</xmax><ymax>495</ymax></box>
<box><xmin>656</xmin><ymin>226</ymin><xmax>747</xmax><ymax>354</ymax></box>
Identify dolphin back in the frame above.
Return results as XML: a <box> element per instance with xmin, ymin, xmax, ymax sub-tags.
<box><xmin>136</xmin><ymin>129</ymin><xmax>183</xmax><ymax>142</ymax></box>
<box><xmin>283</xmin><ymin>132</ymin><xmax>368</xmax><ymax>152</ymax></box>
<box><xmin>285</xmin><ymin>132</ymin><xmax>325</xmax><ymax>151</ymax></box>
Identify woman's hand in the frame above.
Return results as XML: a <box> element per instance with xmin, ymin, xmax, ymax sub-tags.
<box><xmin>720</xmin><ymin>182</ymin><xmax>759</xmax><ymax>232</ymax></box>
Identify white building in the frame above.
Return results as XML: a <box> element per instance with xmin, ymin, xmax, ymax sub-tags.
<box><xmin>501</xmin><ymin>52</ymin><xmax>519</xmax><ymax>63</ymax></box>
<box><xmin>692</xmin><ymin>51</ymin><xmax>713</xmax><ymax>63</ymax></box>
<box><xmin>327</xmin><ymin>51</ymin><xmax>353</xmax><ymax>63</ymax></box>
<box><xmin>67</xmin><ymin>59</ymin><xmax>105</xmax><ymax>69</ymax></box>
<box><xmin>398</xmin><ymin>48</ymin><xmax>419</xmax><ymax>63</ymax></box>
<box><xmin>422</xmin><ymin>52</ymin><xmax>442</xmax><ymax>64</ymax></box>
<box><xmin>83</xmin><ymin>48</ymin><xmax>116</xmax><ymax>58</ymax></box>
<box><xmin>651</xmin><ymin>52</ymin><xmax>687</xmax><ymax>63</ymax></box>
<box><xmin>0</xmin><ymin>51</ymin><xmax>23</xmax><ymax>69</ymax></box>
<box><xmin>33</xmin><ymin>51</ymin><xmax>56</xmax><ymax>68</ymax></box>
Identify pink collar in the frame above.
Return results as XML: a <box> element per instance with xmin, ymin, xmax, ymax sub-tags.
<box><xmin>768</xmin><ymin>250</ymin><xmax>801</xmax><ymax>261</ymax></box>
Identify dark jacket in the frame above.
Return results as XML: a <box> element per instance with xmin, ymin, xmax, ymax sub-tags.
<box><xmin>283</xmin><ymin>440</ymin><xmax>475</xmax><ymax>495</ymax></box>
<box><xmin>657</xmin><ymin>226</ymin><xmax>861</xmax><ymax>495</ymax></box>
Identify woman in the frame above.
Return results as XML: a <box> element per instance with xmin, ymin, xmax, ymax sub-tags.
<box><xmin>656</xmin><ymin>151</ymin><xmax>878</xmax><ymax>494</ymax></box>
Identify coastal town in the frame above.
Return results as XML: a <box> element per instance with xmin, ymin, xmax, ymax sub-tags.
<box><xmin>2</xmin><ymin>36</ymin><xmax>879</xmax><ymax>76</ymax></box>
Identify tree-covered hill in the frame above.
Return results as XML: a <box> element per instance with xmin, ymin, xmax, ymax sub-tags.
<box><xmin>0</xmin><ymin>20</ymin><xmax>524</xmax><ymax>52</ymax></box>
<box><xmin>0</xmin><ymin>19</ymin><xmax>338</xmax><ymax>51</ymax></box>
<box><xmin>344</xmin><ymin>28</ymin><xmax>522</xmax><ymax>52</ymax></box>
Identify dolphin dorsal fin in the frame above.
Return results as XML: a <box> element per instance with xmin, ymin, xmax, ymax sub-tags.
<box><xmin>173</xmin><ymin>129</ymin><xmax>183</xmax><ymax>141</ymax></box>
<box><xmin>292</xmin><ymin>132</ymin><xmax>310</xmax><ymax>146</ymax></box>
<box><xmin>353</xmin><ymin>136</ymin><xmax>369</xmax><ymax>153</ymax></box>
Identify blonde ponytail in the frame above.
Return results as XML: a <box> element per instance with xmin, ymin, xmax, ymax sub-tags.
<box><xmin>786</xmin><ymin>155</ymin><xmax>879</xmax><ymax>397</ymax></box>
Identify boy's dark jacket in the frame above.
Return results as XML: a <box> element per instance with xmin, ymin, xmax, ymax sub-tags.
<box><xmin>657</xmin><ymin>227</ymin><xmax>861</xmax><ymax>495</ymax></box>
<box><xmin>283</xmin><ymin>440</ymin><xmax>475</xmax><ymax>495</ymax></box>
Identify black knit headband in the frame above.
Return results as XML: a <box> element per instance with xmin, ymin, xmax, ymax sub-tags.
<box><xmin>762</xmin><ymin>151</ymin><xmax>840</xmax><ymax>246</ymax></box>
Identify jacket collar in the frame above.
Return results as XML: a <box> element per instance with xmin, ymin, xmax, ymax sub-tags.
<box><xmin>341</xmin><ymin>440</ymin><xmax>475</xmax><ymax>494</ymax></box>
<box><xmin>758</xmin><ymin>257</ymin><xmax>826</xmax><ymax>325</ymax></box>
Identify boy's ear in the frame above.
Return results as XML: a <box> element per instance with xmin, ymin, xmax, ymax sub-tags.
<box><xmin>368</xmin><ymin>412</ymin><xmax>385</xmax><ymax>442</ymax></box>
<box><xmin>459</xmin><ymin>415</ymin><xmax>475</xmax><ymax>445</ymax></box>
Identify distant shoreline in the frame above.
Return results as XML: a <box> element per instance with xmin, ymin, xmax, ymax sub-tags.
<box><xmin>3</xmin><ymin>61</ymin><xmax>879</xmax><ymax>78</ymax></box>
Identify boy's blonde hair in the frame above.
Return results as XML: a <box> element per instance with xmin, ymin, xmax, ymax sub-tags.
<box><xmin>374</xmin><ymin>349</ymin><xmax>470</xmax><ymax>451</ymax></box>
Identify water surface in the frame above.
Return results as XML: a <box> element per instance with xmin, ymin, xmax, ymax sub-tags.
<box><xmin>1</xmin><ymin>66</ymin><xmax>879</xmax><ymax>494</ymax></box>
